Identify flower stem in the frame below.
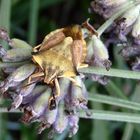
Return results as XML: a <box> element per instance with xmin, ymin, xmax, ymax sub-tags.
<box><xmin>78</xmin><ymin>67</ymin><xmax>140</xmax><ymax>80</ymax></box>
<box><xmin>0</xmin><ymin>0</ymin><xmax>11</xmax><ymax>50</ymax></box>
<box><xmin>28</xmin><ymin>0</ymin><xmax>39</xmax><ymax>45</ymax></box>
<box><xmin>0</xmin><ymin>0</ymin><xmax>11</xmax><ymax>33</ymax></box>
<box><xmin>96</xmin><ymin>0</ymin><xmax>140</xmax><ymax>37</ymax></box>
<box><xmin>88</xmin><ymin>93</ymin><xmax>140</xmax><ymax>111</ymax></box>
<box><xmin>79</xmin><ymin>109</ymin><xmax>140</xmax><ymax>124</ymax></box>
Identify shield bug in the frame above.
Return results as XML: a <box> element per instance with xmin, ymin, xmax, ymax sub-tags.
<box><xmin>28</xmin><ymin>24</ymin><xmax>94</xmax><ymax>109</ymax></box>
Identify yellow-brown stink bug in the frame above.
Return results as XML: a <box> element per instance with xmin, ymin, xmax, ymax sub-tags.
<box><xmin>28</xmin><ymin>24</ymin><xmax>94</xmax><ymax>109</ymax></box>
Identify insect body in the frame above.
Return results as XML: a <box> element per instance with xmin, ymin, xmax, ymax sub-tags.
<box><xmin>29</xmin><ymin>25</ymin><xmax>89</xmax><ymax>109</ymax></box>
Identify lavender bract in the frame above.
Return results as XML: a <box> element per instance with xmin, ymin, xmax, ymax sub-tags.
<box><xmin>0</xmin><ymin>23</ymin><xmax>111</xmax><ymax>137</ymax></box>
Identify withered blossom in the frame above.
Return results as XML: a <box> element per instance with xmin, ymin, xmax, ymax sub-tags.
<box><xmin>0</xmin><ymin>22</ymin><xmax>111</xmax><ymax>137</ymax></box>
<box><xmin>90</xmin><ymin>1</ymin><xmax>140</xmax><ymax>42</ymax></box>
<box><xmin>113</xmin><ymin>7</ymin><xmax>140</xmax><ymax>71</ymax></box>
<box><xmin>115</xmin><ymin>5</ymin><xmax>140</xmax><ymax>42</ymax></box>
<box><xmin>90</xmin><ymin>1</ymin><xmax>140</xmax><ymax>71</ymax></box>
<box><xmin>0</xmin><ymin>64</ymin><xmax>36</xmax><ymax>93</ymax></box>
<box><xmin>90</xmin><ymin>0</ymin><xmax>127</xmax><ymax>19</ymax></box>
<box><xmin>86</xmin><ymin>34</ymin><xmax>111</xmax><ymax>85</ymax></box>
<box><xmin>113</xmin><ymin>4</ymin><xmax>140</xmax><ymax>70</ymax></box>
<box><xmin>120</xmin><ymin>44</ymin><xmax>140</xmax><ymax>59</ymax></box>
<box><xmin>0</xmin><ymin>29</ymin><xmax>12</xmax><ymax>46</ymax></box>
<box><xmin>132</xmin><ymin>57</ymin><xmax>140</xmax><ymax>71</ymax></box>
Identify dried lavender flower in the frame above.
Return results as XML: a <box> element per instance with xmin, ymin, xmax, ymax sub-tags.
<box><xmin>95</xmin><ymin>0</ymin><xmax>128</xmax><ymax>7</ymax></box>
<box><xmin>90</xmin><ymin>0</ymin><xmax>127</xmax><ymax>18</ymax></box>
<box><xmin>132</xmin><ymin>57</ymin><xmax>140</xmax><ymax>71</ymax></box>
<box><xmin>2</xmin><ymin>48</ymin><xmax>32</xmax><ymax>62</ymax></box>
<box><xmin>9</xmin><ymin>83</ymin><xmax>36</xmax><ymax>110</ymax></box>
<box><xmin>0</xmin><ymin>64</ymin><xmax>36</xmax><ymax>93</ymax></box>
<box><xmin>92</xmin><ymin>35</ymin><xmax>110</xmax><ymax>67</ymax></box>
<box><xmin>118</xmin><ymin>5</ymin><xmax>140</xmax><ymax>29</ymax></box>
<box><xmin>53</xmin><ymin>104</ymin><xmax>69</xmax><ymax>134</ymax></box>
<box><xmin>0</xmin><ymin>29</ymin><xmax>12</xmax><ymax>46</ymax></box>
<box><xmin>0</xmin><ymin>22</ymin><xmax>112</xmax><ymax>137</ymax></box>
<box><xmin>68</xmin><ymin>115</ymin><xmax>79</xmax><ymax>137</ymax></box>
<box><xmin>0</xmin><ymin>45</ymin><xmax>6</xmax><ymax>57</ymax></box>
<box><xmin>90</xmin><ymin>1</ymin><xmax>140</xmax><ymax>72</ymax></box>
<box><xmin>85</xmin><ymin>35</ymin><xmax>111</xmax><ymax>85</ymax></box>
<box><xmin>115</xmin><ymin>5</ymin><xmax>140</xmax><ymax>41</ymax></box>
<box><xmin>70</xmin><ymin>76</ymin><xmax>88</xmax><ymax>109</ymax></box>
<box><xmin>120</xmin><ymin>45</ymin><xmax>140</xmax><ymax>58</ymax></box>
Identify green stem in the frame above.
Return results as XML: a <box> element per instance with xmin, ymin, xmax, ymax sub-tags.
<box><xmin>78</xmin><ymin>67</ymin><xmax>140</xmax><ymax>80</ymax></box>
<box><xmin>106</xmin><ymin>81</ymin><xmax>127</xmax><ymax>99</ymax></box>
<box><xmin>79</xmin><ymin>110</ymin><xmax>140</xmax><ymax>124</ymax></box>
<box><xmin>2</xmin><ymin>108</ymin><xmax>140</xmax><ymax>124</ymax></box>
<box><xmin>96</xmin><ymin>0</ymin><xmax>140</xmax><ymax>37</ymax></box>
<box><xmin>28</xmin><ymin>0</ymin><xmax>39</xmax><ymax>45</ymax></box>
<box><xmin>0</xmin><ymin>0</ymin><xmax>11</xmax><ymax>50</ymax></box>
<box><xmin>0</xmin><ymin>0</ymin><xmax>11</xmax><ymax>33</ymax></box>
<box><xmin>88</xmin><ymin>93</ymin><xmax>140</xmax><ymax>111</ymax></box>
<box><xmin>91</xmin><ymin>103</ymin><xmax>109</xmax><ymax>140</ymax></box>
<box><xmin>122</xmin><ymin>123</ymin><xmax>134</xmax><ymax>140</ymax></box>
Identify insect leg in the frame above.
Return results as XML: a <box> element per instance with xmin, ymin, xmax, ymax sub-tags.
<box><xmin>59</xmin><ymin>75</ymin><xmax>81</xmax><ymax>87</ymax></box>
<box><xmin>54</xmin><ymin>78</ymin><xmax>60</xmax><ymax>98</ymax></box>
<box><xmin>82</xmin><ymin>18</ymin><xmax>98</xmax><ymax>36</ymax></box>
<box><xmin>48</xmin><ymin>78</ymin><xmax>60</xmax><ymax>110</ymax></box>
<box><xmin>28</xmin><ymin>72</ymin><xmax>44</xmax><ymax>84</ymax></box>
<box><xmin>33</xmin><ymin>44</ymin><xmax>41</xmax><ymax>52</ymax></box>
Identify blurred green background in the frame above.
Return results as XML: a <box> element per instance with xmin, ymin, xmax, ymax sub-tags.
<box><xmin>1</xmin><ymin>0</ymin><xmax>140</xmax><ymax>140</ymax></box>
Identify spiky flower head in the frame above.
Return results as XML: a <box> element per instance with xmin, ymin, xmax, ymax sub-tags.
<box><xmin>90</xmin><ymin>0</ymin><xmax>128</xmax><ymax>19</ymax></box>
<box><xmin>0</xmin><ymin>23</ymin><xmax>110</xmax><ymax>137</ymax></box>
<box><xmin>90</xmin><ymin>0</ymin><xmax>140</xmax><ymax>71</ymax></box>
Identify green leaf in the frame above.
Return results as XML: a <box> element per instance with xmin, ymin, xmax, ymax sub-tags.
<box><xmin>88</xmin><ymin>93</ymin><xmax>140</xmax><ymax>111</ymax></box>
<box><xmin>78</xmin><ymin>67</ymin><xmax>140</xmax><ymax>80</ymax></box>
<box><xmin>41</xmin><ymin>0</ymin><xmax>64</xmax><ymax>8</ymax></box>
<box><xmin>79</xmin><ymin>110</ymin><xmax>140</xmax><ymax>124</ymax></box>
<box><xmin>0</xmin><ymin>0</ymin><xmax>11</xmax><ymax>32</ymax></box>
<box><xmin>28</xmin><ymin>0</ymin><xmax>40</xmax><ymax>45</ymax></box>
<box><xmin>91</xmin><ymin>103</ymin><xmax>109</xmax><ymax>140</ymax></box>
<box><xmin>128</xmin><ymin>85</ymin><xmax>140</xmax><ymax>135</ymax></box>
<box><xmin>122</xmin><ymin>123</ymin><xmax>134</xmax><ymax>140</ymax></box>
<box><xmin>0</xmin><ymin>0</ymin><xmax>11</xmax><ymax>49</ymax></box>
<box><xmin>105</xmin><ymin>81</ymin><xmax>127</xmax><ymax>99</ymax></box>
